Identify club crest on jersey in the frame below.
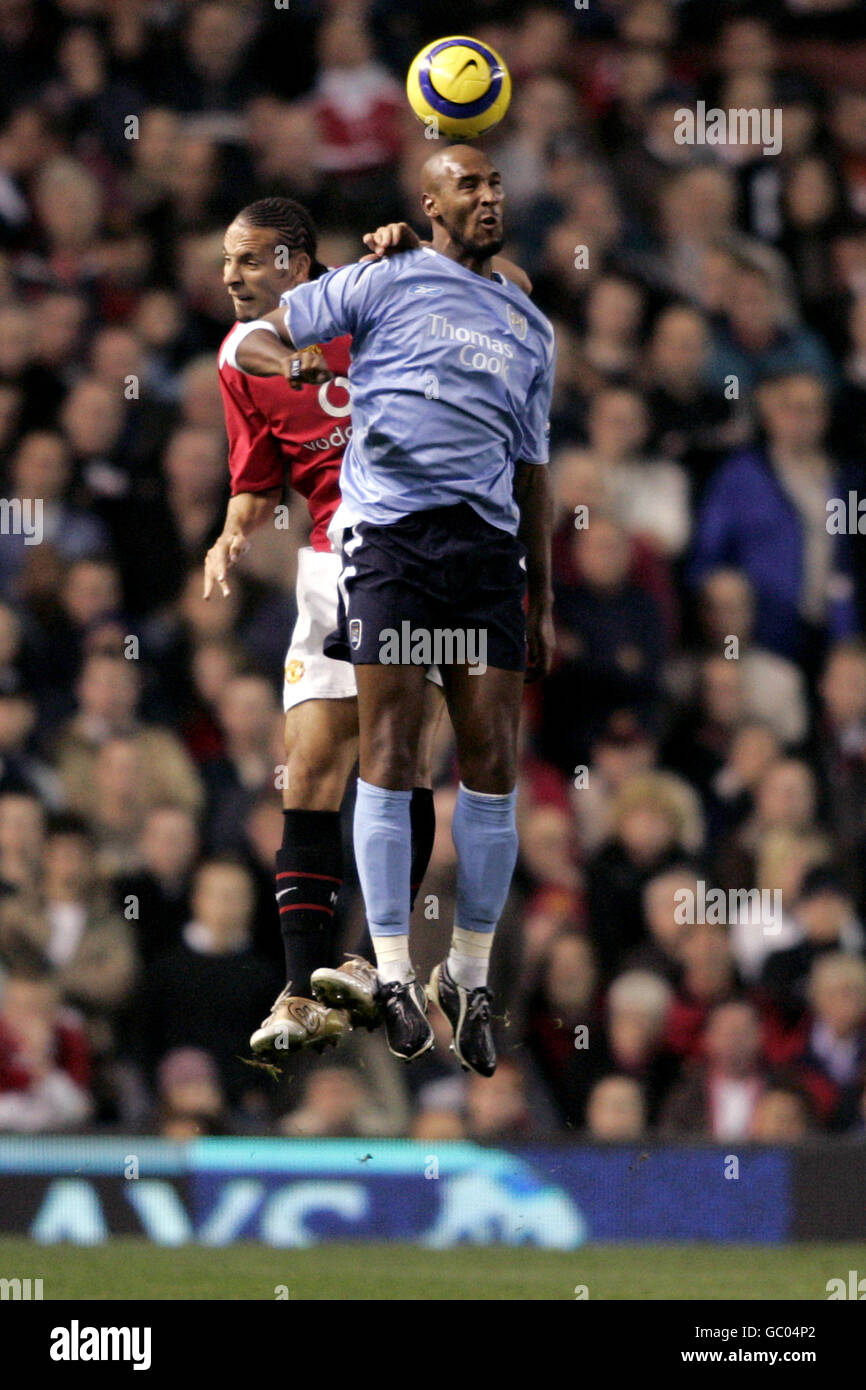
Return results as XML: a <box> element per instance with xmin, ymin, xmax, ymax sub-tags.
<box><xmin>285</xmin><ymin>659</ymin><xmax>305</xmax><ymax>684</ymax></box>
<box><xmin>349</xmin><ymin>619</ymin><xmax>363</xmax><ymax>650</ymax></box>
<box><xmin>507</xmin><ymin>306</ymin><xmax>528</xmax><ymax>341</ymax></box>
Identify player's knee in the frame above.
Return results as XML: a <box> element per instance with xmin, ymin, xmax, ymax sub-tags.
<box><xmin>359</xmin><ymin>700</ymin><xmax>421</xmax><ymax>789</ymax></box>
<box><xmin>361</xmin><ymin>748</ymin><xmax>416</xmax><ymax>790</ymax></box>
<box><xmin>282</xmin><ymin>742</ymin><xmax>354</xmax><ymax>810</ymax></box>
<box><xmin>460</xmin><ymin>741</ymin><xmax>516</xmax><ymax>794</ymax></box>
<box><xmin>361</xmin><ymin>726</ymin><xmax>416</xmax><ymax>789</ymax></box>
<box><xmin>461</xmin><ymin>750</ymin><xmax>514</xmax><ymax>795</ymax></box>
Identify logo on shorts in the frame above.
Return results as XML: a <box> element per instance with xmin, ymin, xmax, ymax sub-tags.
<box><xmin>507</xmin><ymin>306</ymin><xmax>527</xmax><ymax>341</ymax></box>
<box><xmin>285</xmin><ymin>659</ymin><xmax>305</xmax><ymax>684</ymax></box>
<box><xmin>349</xmin><ymin>618</ymin><xmax>363</xmax><ymax>650</ymax></box>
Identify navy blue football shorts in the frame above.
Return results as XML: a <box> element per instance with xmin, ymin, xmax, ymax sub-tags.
<box><xmin>324</xmin><ymin>502</ymin><xmax>527</xmax><ymax>673</ymax></box>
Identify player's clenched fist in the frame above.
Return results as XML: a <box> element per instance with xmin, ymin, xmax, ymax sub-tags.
<box><xmin>361</xmin><ymin>223</ymin><xmax>421</xmax><ymax>260</ymax></box>
<box><xmin>285</xmin><ymin>345</ymin><xmax>331</xmax><ymax>391</ymax></box>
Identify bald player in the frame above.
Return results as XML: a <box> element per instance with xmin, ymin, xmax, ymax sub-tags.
<box><xmin>223</xmin><ymin>147</ymin><xmax>556</xmax><ymax>1076</ymax></box>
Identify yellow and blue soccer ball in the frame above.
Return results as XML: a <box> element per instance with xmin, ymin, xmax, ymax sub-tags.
<box><xmin>406</xmin><ymin>35</ymin><xmax>512</xmax><ymax>141</ymax></box>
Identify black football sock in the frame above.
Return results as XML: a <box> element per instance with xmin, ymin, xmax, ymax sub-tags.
<box><xmin>409</xmin><ymin>786</ymin><xmax>436</xmax><ymax>912</ymax></box>
<box><xmin>354</xmin><ymin>924</ymin><xmax>375</xmax><ymax>966</ymax></box>
<box><xmin>277</xmin><ymin>809</ymin><xmax>343</xmax><ymax>995</ymax></box>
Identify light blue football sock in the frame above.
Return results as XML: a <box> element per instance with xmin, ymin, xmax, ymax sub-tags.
<box><xmin>354</xmin><ymin>779</ymin><xmax>413</xmax><ymax>983</ymax></box>
<box><xmin>448</xmin><ymin>781</ymin><xmax>518</xmax><ymax>989</ymax></box>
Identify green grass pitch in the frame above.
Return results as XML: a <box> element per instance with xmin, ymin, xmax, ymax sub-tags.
<box><xmin>1</xmin><ymin>1238</ymin><xmax>863</xmax><ymax>1300</ymax></box>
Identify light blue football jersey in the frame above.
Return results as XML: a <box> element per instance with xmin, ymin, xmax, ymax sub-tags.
<box><xmin>280</xmin><ymin>247</ymin><xmax>555</xmax><ymax>536</ymax></box>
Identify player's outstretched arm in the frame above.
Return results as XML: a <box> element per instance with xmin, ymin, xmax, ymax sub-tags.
<box><xmin>514</xmin><ymin>460</ymin><xmax>554</xmax><ymax>680</ymax></box>
<box><xmin>361</xmin><ymin>222</ymin><xmax>532</xmax><ymax>293</ymax></box>
<box><xmin>203</xmin><ymin>489</ymin><xmax>281</xmax><ymax>599</ymax></box>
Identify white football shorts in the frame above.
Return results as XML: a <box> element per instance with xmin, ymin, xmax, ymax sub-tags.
<box><xmin>283</xmin><ymin>544</ymin><xmax>443</xmax><ymax>711</ymax></box>
<box><xmin>283</xmin><ymin>547</ymin><xmax>358</xmax><ymax>711</ymax></box>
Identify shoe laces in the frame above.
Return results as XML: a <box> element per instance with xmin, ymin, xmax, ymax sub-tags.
<box><xmin>380</xmin><ymin>978</ymin><xmax>419</xmax><ymax>1006</ymax></box>
<box><xmin>466</xmin><ymin>988</ymin><xmax>492</xmax><ymax>1026</ymax></box>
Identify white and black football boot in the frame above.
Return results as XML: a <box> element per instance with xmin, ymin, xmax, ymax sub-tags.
<box><xmin>428</xmin><ymin>960</ymin><xmax>496</xmax><ymax>1076</ymax></box>
<box><xmin>378</xmin><ymin>977</ymin><xmax>434</xmax><ymax>1062</ymax></box>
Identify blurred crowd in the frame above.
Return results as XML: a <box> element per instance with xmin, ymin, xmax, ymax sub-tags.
<box><xmin>2</xmin><ymin>0</ymin><xmax>866</xmax><ymax>1145</ymax></box>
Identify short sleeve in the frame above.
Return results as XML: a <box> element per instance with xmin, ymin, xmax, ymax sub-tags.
<box><xmin>281</xmin><ymin>261</ymin><xmax>384</xmax><ymax>348</ymax></box>
<box><xmin>519</xmin><ymin>339</ymin><xmax>556</xmax><ymax>464</ymax></box>
<box><xmin>218</xmin><ymin>365</ymin><xmax>284</xmax><ymax>494</ymax></box>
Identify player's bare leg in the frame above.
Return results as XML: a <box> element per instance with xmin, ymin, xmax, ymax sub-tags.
<box><xmin>282</xmin><ymin>696</ymin><xmax>360</xmax><ymax>810</ymax></box>
<box><xmin>426</xmin><ymin>663</ymin><xmax>524</xmax><ymax>1075</ymax></box>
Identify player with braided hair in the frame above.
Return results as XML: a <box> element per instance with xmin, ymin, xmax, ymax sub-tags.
<box><xmin>206</xmin><ymin>198</ymin><xmax>445</xmax><ymax>1057</ymax></box>
<box><xmin>207</xmin><ymin>195</ymin><xmax>532</xmax><ymax>1059</ymax></box>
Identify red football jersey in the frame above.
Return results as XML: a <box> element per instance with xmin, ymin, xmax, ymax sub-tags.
<box><xmin>217</xmin><ymin>331</ymin><xmax>351</xmax><ymax>552</ymax></box>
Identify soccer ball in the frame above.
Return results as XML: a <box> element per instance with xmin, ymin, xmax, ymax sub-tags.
<box><xmin>406</xmin><ymin>35</ymin><xmax>512</xmax><ymax>141</ymax></box>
